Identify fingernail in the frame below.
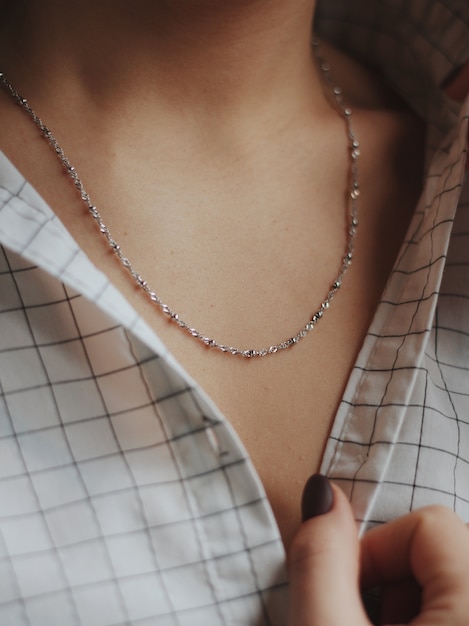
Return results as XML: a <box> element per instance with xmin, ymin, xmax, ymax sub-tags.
<box><xmin>301</xmin><ymin>473</ymin><xmax>334</xmax><ymax>522</ymax></box>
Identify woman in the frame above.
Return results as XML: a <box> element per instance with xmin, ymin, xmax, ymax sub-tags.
<box><xmin>0</xmin><ymin>1</ymin><xmax>468</xmax><ymax>624</ymax></box>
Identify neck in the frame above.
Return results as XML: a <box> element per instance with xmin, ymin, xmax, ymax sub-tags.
<box><xmin>0</xmin><ymin>1</ymin><xmax>322</xmax><ymax>123</ymax></box>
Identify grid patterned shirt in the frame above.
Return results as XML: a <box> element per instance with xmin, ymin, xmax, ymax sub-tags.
<box><xmin>1</xmin><ymin>1</ymin><xmax>469</xmax><ymax>624</ymax></box>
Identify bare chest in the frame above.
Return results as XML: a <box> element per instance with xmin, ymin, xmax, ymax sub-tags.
<box><xmin>0</xmin><ymin>99</ymin><xmax>423</xmax><ymax>549</ymax></box>
<box><xmin>61</xmin><ymin>172</ymin><xmax>417</xmax><ymax>548</ymax></box>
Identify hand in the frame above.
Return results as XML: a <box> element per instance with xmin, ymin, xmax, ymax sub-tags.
<box><xmin>288</xmin><ymin>475</ymin><xmax>469</xmax><ymax>625</ymax></box>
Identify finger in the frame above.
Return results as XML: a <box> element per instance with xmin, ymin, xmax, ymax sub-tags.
<box><xmin>443</xmin><ymin>60</ymin><xmax>469</xmax><ymax>102</ymax></box>
<box><xmin>360</xmin><ymin>506</ymin><xmax>469</xmax><ymax>625</ymax></box>
<box><xmin>288</xmin><ymin>477</ymin><xmax>369</xmax><ymax>626</ymax></box>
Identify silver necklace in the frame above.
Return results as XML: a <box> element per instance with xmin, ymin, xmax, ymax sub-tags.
<box><xmin>0</xmin><ymin>38</ymin><xmax>360</xmax><ymax>359</ymax></box>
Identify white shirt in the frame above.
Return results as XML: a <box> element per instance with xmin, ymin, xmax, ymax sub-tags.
<box><xmin>0</xmin><ymin>1</ymin><xmax>468</xmax><ymax>624</ymax></box>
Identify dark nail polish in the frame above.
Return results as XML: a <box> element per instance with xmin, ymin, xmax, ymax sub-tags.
<box><xmin>301</xmin><ymin>473</ymin><xmax>334</xmax><ymax>522</ymax></box>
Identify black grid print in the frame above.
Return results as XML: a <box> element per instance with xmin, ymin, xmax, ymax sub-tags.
<box><xmin>1</xmin><ymin>1</ymin><xmax>469</xmax><ymax>624</ymax></box>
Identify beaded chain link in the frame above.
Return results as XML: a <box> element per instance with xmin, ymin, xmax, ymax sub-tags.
<box><xmin>0</xmin><ymin>38</ymin><xmax>360</xmax><ymax>358</ymax></box>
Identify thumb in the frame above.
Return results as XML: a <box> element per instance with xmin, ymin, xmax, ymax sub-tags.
<box><xmin>288</xmin><ymin>475</ymin><xmax>369</xmax><ymax>626</ymax></box>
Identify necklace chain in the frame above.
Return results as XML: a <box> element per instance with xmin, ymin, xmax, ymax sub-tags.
<box><xmin>0</xmin><ymin>38</ymin><xmax>360</xmax><ymax>359</ymax></box>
